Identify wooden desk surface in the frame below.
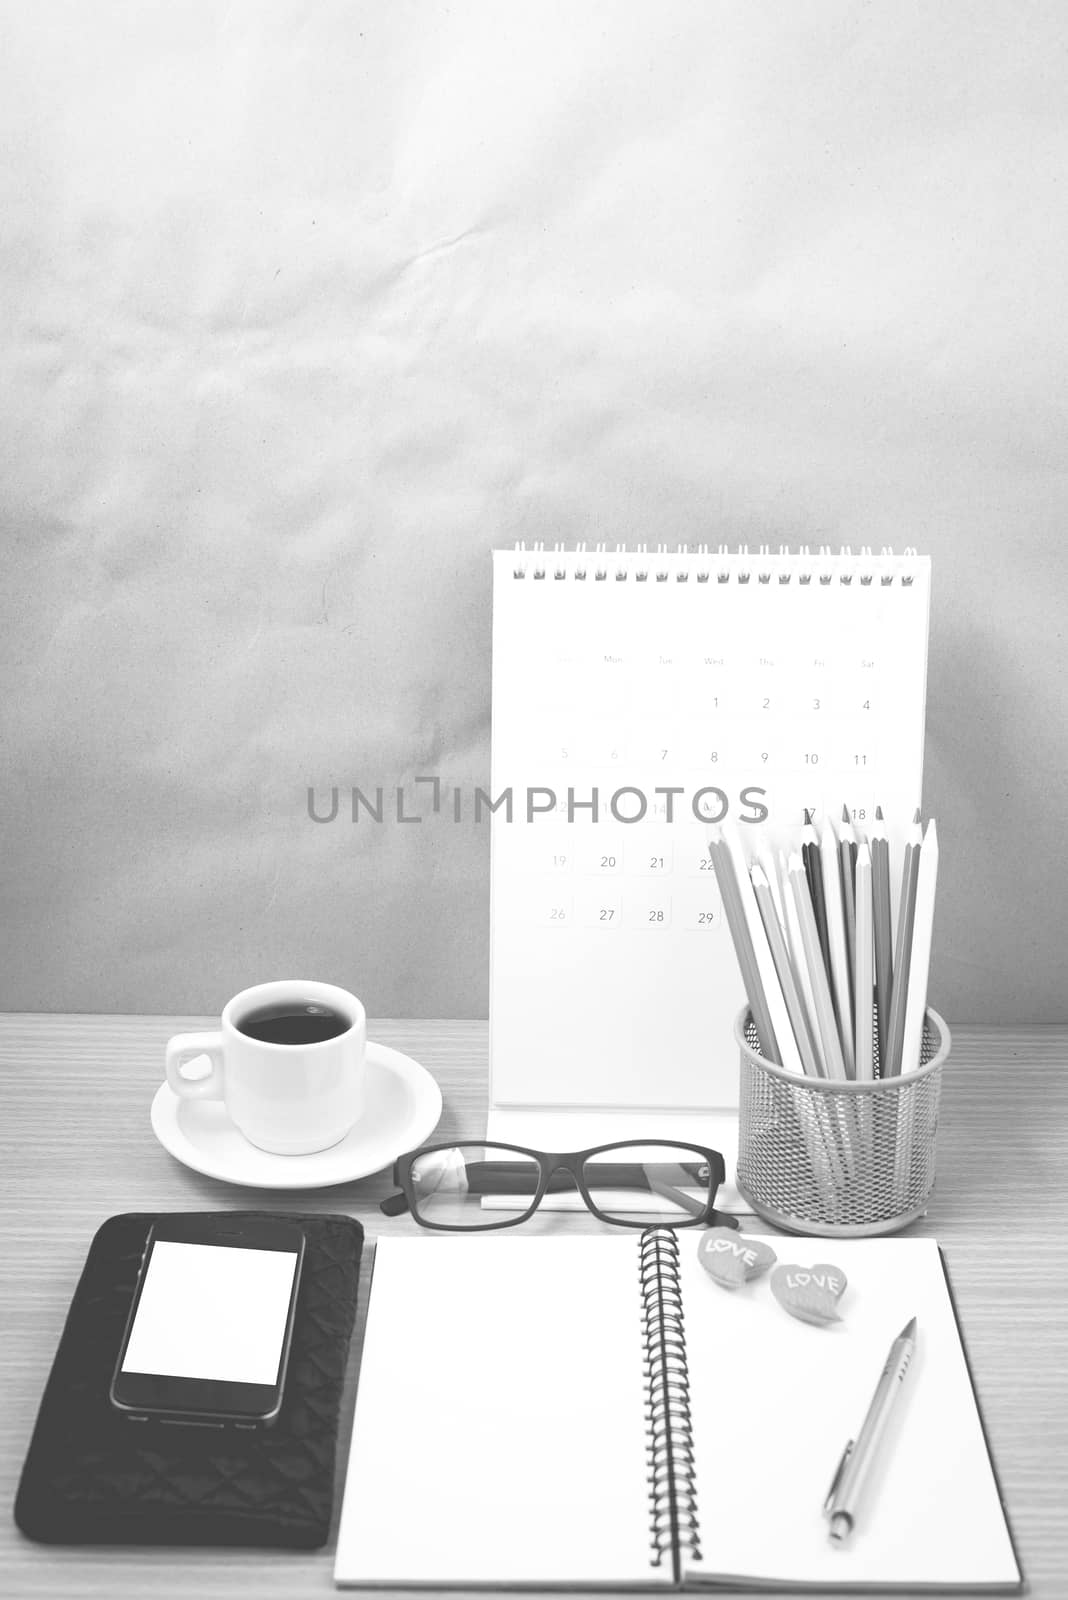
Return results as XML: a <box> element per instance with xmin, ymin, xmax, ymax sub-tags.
<box><xmin>2</xmin><ymin>1016</ymin><xmax>1065</xmax><ymax>1598</ymax></box>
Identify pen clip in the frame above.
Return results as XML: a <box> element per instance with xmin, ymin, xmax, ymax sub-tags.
<box><xmin>824</xmin><ymin>1440</ymin><xmax>854</xmax><ymax>1514</ymax></box>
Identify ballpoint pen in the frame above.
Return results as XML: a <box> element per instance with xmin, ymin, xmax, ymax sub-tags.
<box><xmin>824</xmin><ymin>1316</ymin><xmax>917</xmax><ymax>1544</ymax></box>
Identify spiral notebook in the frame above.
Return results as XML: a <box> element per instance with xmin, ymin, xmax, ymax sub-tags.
<box><xmin>487</xmin><ymin>545</ymin><xmax>930</xmax><ymax>1159</ymax></box>
<box><xmin>334</xmin><ymin>1232</ymin><xmax>1020</xmax><ymax>1590</ymax></box>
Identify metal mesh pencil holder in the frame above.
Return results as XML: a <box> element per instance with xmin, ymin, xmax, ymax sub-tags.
<box><xmin>734</xmin><ymin>1005</ymin><xmax>951</xmax><ymax>1237</ymax></box>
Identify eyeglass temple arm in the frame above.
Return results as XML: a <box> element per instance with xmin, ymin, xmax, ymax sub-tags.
<box><xmin>645</xmin><ymin>1175</ymin><xmax>706</xmax><ymax>1218</ymax></box>
<box><xmin>644</xmin><ymin>1175</ymin><xmax>737</xmax><ymax>1228</ymax></box>
<box><xmin>379</xmin><ymin>1190</ymin><xmax>410</xmax><ymax>1217</ymax></box>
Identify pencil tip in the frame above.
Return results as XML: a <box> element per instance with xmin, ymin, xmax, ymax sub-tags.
<box><xmin>875</xmin><ymin>804</ymin><xmax>884</xmax><ymax>820</ymax></box>
<box><xmin>913</xmin><ymin>807</ymin><xmax>921</xmax><ymax>824</ymax></box>
<box><xmin>841</xmin><ymin>803</ymin><xmax>849</xmax><ymax>823</ymax></box>
<box><xmin>901</xmin><ymin>1316</ymin><xmax>918</xmax><ymax>1341</ymax></box>
<box><xmin>804</xmin><ymin>807</ymin><xmax>812</xmax><ymax>825</ymax></box>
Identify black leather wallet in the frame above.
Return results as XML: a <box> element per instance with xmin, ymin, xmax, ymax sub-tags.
<box><xmin>14</xmin><ymin>1210</ymin><xmax>364</xmax><ymax>1549</ymax></box>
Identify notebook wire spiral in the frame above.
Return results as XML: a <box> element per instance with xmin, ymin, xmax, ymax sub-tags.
<box><xmin>640</xmin><ymin>1227</ymin><xmax>701</xmax><ymax>1576</ymax></box>
<box><xmin>509</xmin><ymin>541</ymin><xmax>919</xmax><ymax>585</ymax></box>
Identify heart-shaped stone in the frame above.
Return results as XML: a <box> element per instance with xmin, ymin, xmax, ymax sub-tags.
<box><xmin>770</xmin><ymin>1262</ymin><xmax>848</xmax><ymax>1326</ymax></box>
<box><xmin>697</xmin><ymin>1228</ymin><xmax>777</xmax><ymax>1290</ymax></box>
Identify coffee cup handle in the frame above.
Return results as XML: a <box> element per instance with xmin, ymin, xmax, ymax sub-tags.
<box><xmin>165</xmin><ymin>1032</ymin><xmax>224</xmax><ymax>1100</ymax></box>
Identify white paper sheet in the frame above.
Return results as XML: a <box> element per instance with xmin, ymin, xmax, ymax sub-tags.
<box><xmin>335</xmin><ymin>1235</ymin><xmax>660</xmax><ymax>1587</ymax></box>
<box><xmin>682</xmin><ymin>1238</ymin><xmax>1020</xmax><ymax>1590</ymax></box>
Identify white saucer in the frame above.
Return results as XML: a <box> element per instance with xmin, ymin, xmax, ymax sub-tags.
<box><xmin>150</xmin><ymin>1040</ymin><xmax>443</xmax><ymax>1189</ymax></box>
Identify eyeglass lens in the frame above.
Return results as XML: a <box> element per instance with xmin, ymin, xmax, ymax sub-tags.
<box><xmin>408</xmin><ymin>1144</ymin><xmax>715</xmax><ymax>1229</ymax></box>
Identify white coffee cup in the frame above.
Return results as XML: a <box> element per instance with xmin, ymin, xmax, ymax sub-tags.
<box><xmin>165</xmin><ymin>979</ymin><xmax>367</xmax><ymax>1155</ymax></box>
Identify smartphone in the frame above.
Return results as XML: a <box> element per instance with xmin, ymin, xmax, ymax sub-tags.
<box><xmin>110</xmin><ymin>1215</ymin><xmax>305</xmax><ymax>1428</ymax></box>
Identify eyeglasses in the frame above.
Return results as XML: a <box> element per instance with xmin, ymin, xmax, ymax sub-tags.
<box><xmin>379</xmin><ymin>1139</ymin><xmax>731</xmax><ymax>1232</ymax></box>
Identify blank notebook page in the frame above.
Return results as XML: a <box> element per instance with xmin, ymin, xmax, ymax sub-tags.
<box><xmin>680</xmin><ymin>1237</ymin><xmax>1020</xmax><ymax>1590</ymax></box>
<box><xmin>334</xmin><ymin>1235</ymin><xmax>660</xmax><ymax>1588</ymax></box>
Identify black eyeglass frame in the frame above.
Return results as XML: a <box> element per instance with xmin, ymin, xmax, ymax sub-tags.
<box><xmin>380</xmin><ymin>1138</ymin><xmax>734</xmax><ymax>1232</ymax></box>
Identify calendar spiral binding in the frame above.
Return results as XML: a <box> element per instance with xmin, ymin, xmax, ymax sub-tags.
<box><xmin>509</xmin><ymin>542</ymin><xmax>922</xmax><ymax>587</ymax></box>
<box><xmin>639</xmin><ymin>1227</ymin><xmax>701</xmax><ymax>1575</ymax></box>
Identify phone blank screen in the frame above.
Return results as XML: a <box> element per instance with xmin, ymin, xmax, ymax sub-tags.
<box><xmin>121</xmin><ymin>1240</ymin><xmax>299</xmax><ymax>1384</ymax></box>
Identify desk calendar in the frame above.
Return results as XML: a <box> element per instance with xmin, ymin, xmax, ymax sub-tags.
<box><xmin>487</xmin><ymin>545</ymin><xmax>930</xmax><ymax>1147</ymax></box>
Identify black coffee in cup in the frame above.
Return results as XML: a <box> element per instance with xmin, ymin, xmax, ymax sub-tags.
<box><xmin>236</xmin><ymin>1000</ymin><xmax>351</xmax><ymax>1046</ymax></box>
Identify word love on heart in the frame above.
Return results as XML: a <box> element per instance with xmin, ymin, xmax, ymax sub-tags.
<box><xmin>697</xmin><ymin>1228</ymin><xmax>777</xmax><ymax>1290</ymax></box>
<box><xmin>770</xmin><ymin>1262</ymin><xmax>848</xmax><ymax>1326</ymax></box>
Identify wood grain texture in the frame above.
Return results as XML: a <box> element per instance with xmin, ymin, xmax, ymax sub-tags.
<box><xmin>2</xmin><ymin>1016</ymin><xmax>1065</xmax><ymax>1598</ymax></box>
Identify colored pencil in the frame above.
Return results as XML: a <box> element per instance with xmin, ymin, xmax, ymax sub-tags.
<box><xmin>801</xmin><ymin>810</ymin><xmax>832</xmax><ymax>990</ymax></box>
<box><xmin>883</xmin><ymin>814</ymin><xmax>923</xmax><ymax>1077</ymax></box>
<box><xmin>786</xmin><ymin>852</ymin><xmax>847</xmax><ymax>1081</ymax></box>
<box><xmin>853</xmin><ymin>840</ymin><xmax>874</xmax><ymax>1083</ymax></box>
<box><xmin>819</xmin><ymin>818</ymin><xmax>855</xmax><ymax>1077</ymax></box>
<box><xmin>869</xmin><ymin>804</ymin><xmax>894</xmax><ymax>1072</ymax></box>
<box><xmin>900</xmin><ymin>819</ymin><xmax>939</xmax><ymax>1075</ymax></box>
<box><xmin>721</xmin><ymin>822</ymin><xmax>805</xmax><ymax>1076</ymax></box>
<box><xmin>707</xmin><ymin>831</ymin><xmax>778</xmax><ymax>1063</ymax></box>
<box><xmin>839</xmin><ymin>805</ymin><xmax>859</xmax><ymax>1014</ymax></box>
<box><xmin>755</xmin><ymin>833</ymin><xmax>788</xmax><ymax>940</ymax></box>
<box><xmin>780</xmin><ymin>847</ymin><xmax>820</xmax><ymax>1064</ymax></box>
<box><xmin>751</xmin><ymin>862</ymin><xmax>821</xmax><ymax>1078</ymax></box>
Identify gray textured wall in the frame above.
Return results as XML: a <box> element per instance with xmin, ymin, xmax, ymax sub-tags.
<box><xmin>3</xmin><ymin>1</ymin><xmax>1066</xmax><ymax>1022</ymax></box>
